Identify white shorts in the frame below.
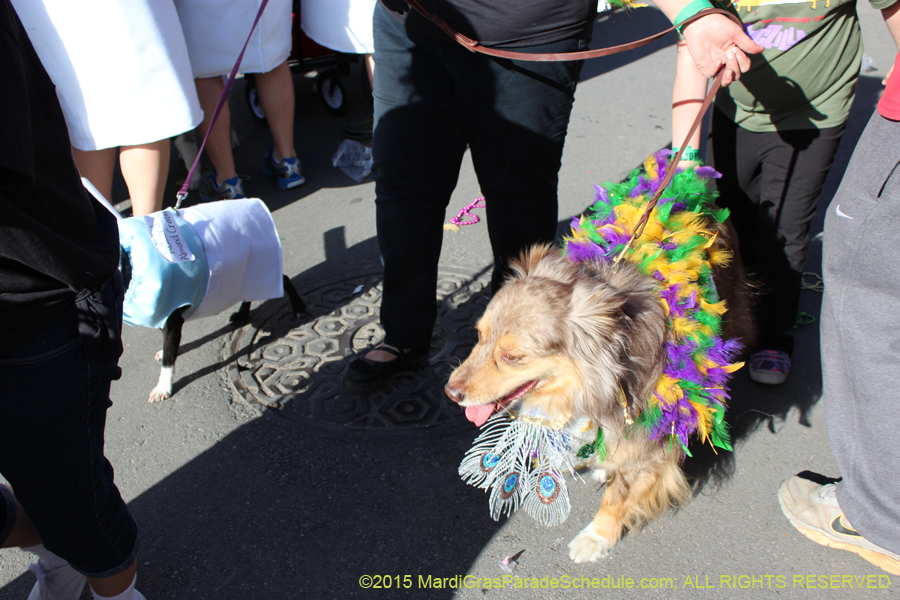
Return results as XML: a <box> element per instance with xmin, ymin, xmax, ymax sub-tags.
<box><xmin>175</xmin><ymin>0</ymin><xmax>293</xmax><ymax>78</ymax></box>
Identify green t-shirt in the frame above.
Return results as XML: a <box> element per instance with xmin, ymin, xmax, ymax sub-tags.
<box><xmin>715</xmin><ymin>0</ymin><xmax>862</xmax><ymax>132</ymax></box>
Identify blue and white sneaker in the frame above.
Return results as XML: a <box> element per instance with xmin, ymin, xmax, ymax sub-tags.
<box><xmin>198</xmin><ymin>171</ymin><xmax>246</xmax><ymax>202</ymax></box>
<box><xmin>261</xmin><ymin>148</ymin><xmax>305</xmax><ymax>189</ymax></box>
<box><xmin>749</xmin><ymin>350</ymin><xmax>791</xmax><ymax>385</ymax></box>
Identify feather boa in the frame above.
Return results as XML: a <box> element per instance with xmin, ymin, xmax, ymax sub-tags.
<box><xmin>563</xmin><ymin>150</ymin><xmax>743</xmax><ymax>455</ymax></box>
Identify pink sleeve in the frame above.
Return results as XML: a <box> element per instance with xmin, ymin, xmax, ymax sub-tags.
<box><xmin>877</xmin><ymin>52</ymin><xmax>900</xmax><ymax>120</ymax></box>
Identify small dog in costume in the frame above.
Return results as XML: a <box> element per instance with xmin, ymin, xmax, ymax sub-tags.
<box><xmin>118</xmin><ymin>198</ymin><xmax>305</xmax><ymax>402</ymax></box>
<box><xmin>446</xmin><ymin>151</ymin><xmax>754</xmax><ymax>562</ymax></box>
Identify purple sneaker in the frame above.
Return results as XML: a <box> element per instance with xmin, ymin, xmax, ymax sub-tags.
<box><xmin>749</xmin><ymin>350</ymin><xmax>791</xmax><ymax>385</ymax></box>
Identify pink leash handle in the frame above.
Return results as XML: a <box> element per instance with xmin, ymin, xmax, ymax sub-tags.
<box><xmin>176</xmin><ymin>0</ymin><xmax>271</xmax><ymax>209</ymax></box>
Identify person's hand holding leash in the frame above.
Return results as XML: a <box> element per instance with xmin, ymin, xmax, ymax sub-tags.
<box><xmin>653</xmin><ymin>0</ymin><xmax>763</xmax><ymax>86</ymax></box>
<box><xmin>682</xmin><ymin>13</ymin><xmax>762</xmax><ymax>85</ymax></box>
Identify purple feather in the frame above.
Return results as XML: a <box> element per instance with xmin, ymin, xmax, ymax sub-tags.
<box><xmin>566</xmin><ymin>240</ymin><xmax>607</xmax><ymax>264</ymax></box>
<box><xmin>694</xmin><ymin>166</ymin><xmax>721</xmax><ymax>180</ymax></box>
<box><xmin>659</xmin><ymin>286</ymin><xmax>682</xmax><ymax>316</ymax></box>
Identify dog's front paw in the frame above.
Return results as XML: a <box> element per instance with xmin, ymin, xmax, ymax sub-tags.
<box><xmin>149</xmin><ymin>386</ymin><xmax>171</xmax><ymax>403</ymax></box>
<box><xmin>590</xmin><ymin>467</ymin><xmax>608</xmax><ymax>483</ymax></box>
<box><xmin>568</xmin><ymin>525</ymin><xmax>612</xmax><ymax>563</ymax></box>
<box><xmin>149</xmin><ymin>367</ymin><xmax>174</xmax><ymax>403</ymax></box>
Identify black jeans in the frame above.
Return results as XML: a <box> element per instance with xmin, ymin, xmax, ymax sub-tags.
<box><xmin>372</xmin><ymin>4</ymin><xmax>590</xmax><ymax>349</ymax></box>
<box><xmin>0</xmin><ymin>273</ymin><xmax>138</xmax><ymax>578</ymax></box>
<box><xmin>709</xmin><ymin>108</ymin><xmax>845</xmax><ymax>355</ymax></box>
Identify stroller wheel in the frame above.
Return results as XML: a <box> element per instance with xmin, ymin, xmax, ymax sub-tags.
<box><xmin>244</xmin><ymin>76</ymin><xmax>268</xmax><ymax>125</ymax></box>
<box><xmin>318</xmin><ymin>72</ymin><xmax>350</xmax><ymax>115</ymax></box>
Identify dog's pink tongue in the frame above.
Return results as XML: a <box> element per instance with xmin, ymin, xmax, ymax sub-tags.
<box><xmin>465</xmin><ymin>404</ymin><xmax>496</xmax><ymax>427</ymax></box>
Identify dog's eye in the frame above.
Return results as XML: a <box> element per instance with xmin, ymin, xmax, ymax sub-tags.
<box><xmin>502</xmin><ymin>354</ymin><xmax>519</xmax><ymax>363</ymax></box>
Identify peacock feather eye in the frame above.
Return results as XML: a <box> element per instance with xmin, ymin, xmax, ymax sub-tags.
<box><xmin>537</xmin><ymin>472</ymin><xmax>561</xmax><ymax>504</ymax></box>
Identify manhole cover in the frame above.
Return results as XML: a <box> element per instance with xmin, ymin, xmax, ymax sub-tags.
<box><xmin>226</xmin><ymin>266</ymin><xmax>491</xmax><ymax>439</ymax></box>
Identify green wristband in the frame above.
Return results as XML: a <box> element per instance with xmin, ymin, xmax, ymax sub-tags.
<box><xmin>672</xmin><ymin>145</ymin><xmax>700</xmax><ymax>162</ymax></box>
<box><xmin>674</xmin><ymin>0</ymin><xmax>714</xmax><ymax>33</ymax></box>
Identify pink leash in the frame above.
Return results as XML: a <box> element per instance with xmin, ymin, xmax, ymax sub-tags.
<box><xmin>175</xmin><ymin>0</ymin><xmax>271</xmax><ymax>209</ymax></box>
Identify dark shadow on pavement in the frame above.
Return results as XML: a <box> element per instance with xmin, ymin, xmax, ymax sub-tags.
<box><xmin>580</xmin><ymin>8</ymin><xmax>677</xmax><ymax>83</ymax></box>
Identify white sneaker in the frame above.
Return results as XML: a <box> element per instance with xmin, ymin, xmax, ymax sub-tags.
<box><xmin>778</xmin><ymin>474</ymin><xmax>900</xmax><ymax>574</ymax></box>
<box><xmin>27</xmin><ymin>560</ymin><xmax>87</xmax><ymax>600</ymax></box>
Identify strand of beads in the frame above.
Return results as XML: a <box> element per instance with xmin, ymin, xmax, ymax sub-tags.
<box><xmin>451</xmin><ymin>197</ymin><xmax>486</xmax><ymax>225</ymax></box>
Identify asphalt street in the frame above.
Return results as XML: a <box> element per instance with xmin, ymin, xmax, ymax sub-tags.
<box><xmin>2</xmin><ymin>6</ymin><xmax>898</xmax><ymax>599</ymax></box>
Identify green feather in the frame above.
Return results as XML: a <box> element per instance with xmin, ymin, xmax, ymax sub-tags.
<box><xmin>711</xmin><ymin>207</ymin><xmax>730</xmax><ymax>223</ymax></box>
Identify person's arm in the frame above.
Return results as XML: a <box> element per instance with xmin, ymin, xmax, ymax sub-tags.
<box><xmin>672</xmin><ymin>42</ymin><xmax>708</xmax><ymax>163</ymax></box>
<box><xmin>881</xmin><ymin>1</ymin><xmax>900</xmax><ymax>84</ymax></box>
<box><xmin>883</xmin><ymin>0</ymin><xmax>900</xmax><ymax>47</ymax></box>
<box><xmin>651</xmin><ymin>0</ymin><xmax>763</xmax><ymax>86</ymax></box>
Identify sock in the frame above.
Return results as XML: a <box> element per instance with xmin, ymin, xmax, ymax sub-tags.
<box><xmin>23</xmin><ymin>543</ymin><xmax>69</xmax><ymax>571</ymax></box>
<box><xmin>91</xmin><ymin>575</ymin><xmax>142</xmax><ymax>600</ymax></box>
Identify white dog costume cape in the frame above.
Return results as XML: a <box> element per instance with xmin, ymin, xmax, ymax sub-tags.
<box><xmin>118</xmin><ymin>199</ymin><xmax>284</xmax><ymax>329</ymax></box>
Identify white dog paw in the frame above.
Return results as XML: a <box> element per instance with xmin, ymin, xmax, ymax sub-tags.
<box><xmin>590</xmin><ymin>468</ymin><xmax>608</xmax><ymax>483</ymax></box>
<box><xmin>149</xmin><ymin>367</ymin><xmax>174</xmax><ymax>403</ymax></box>
<box><xmin>568</xmin><ymin>525</ymin><xmax>612</xmax><ymax>563</ymax></box>
<box><xmin>149</xmin><ymin>386</ymin><xmax>171</xmax><ymax>403</ymax></box>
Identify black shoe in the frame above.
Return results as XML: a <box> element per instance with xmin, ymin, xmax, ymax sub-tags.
<box><xmin>346</xmin><ymin>345</ymin><xmax>428</xmax><ymax>386</ymax></box>
<box><xmin>344</xmin><ymin>116</ymin><xmax>373</xmax><ymax>141</ymax></box>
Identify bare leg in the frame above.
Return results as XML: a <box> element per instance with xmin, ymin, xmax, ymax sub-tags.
<box><xmin>195</xmin><ymin>76</ymin><xmax>237</xmax><ymax>182</ymax></box>
<box><xmin>2</xmin><ymin>485</ymin><xmax>137</xmax><ymax>597</ymax></box>
<box><xmin>87</xmin><ymin>563</ymin><xmax>136</xmax><ymax>597</ymax></box>
<box><xmin>120</xmin><ymin>139</ymin><xmax>170</xmax><ymax>216</ymax></box>
<box><xmin>365</xmin><ymin>53</ymin><xmax>375</xmax><ymax>89</ymax></box>
<box><xmin>1</xmin><ymin>489</ymin><xmax>40</xmax><ymax>548</ymax></box>
<box><xmin>363</xmin><ymin>344</ymin><xmax>409</xmax><ymax>362</ymax></box>
<box><xmin>255</xmin><ymin>61</ymin><xmax>296</xmax><ymax>162</ymax></box>
<box><xmin>72</xmin><ymin>147</ymin><xmax>117</xmax><ymax>204</ymax></box>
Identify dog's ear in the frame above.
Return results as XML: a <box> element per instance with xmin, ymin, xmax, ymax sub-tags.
<box><xmin>565</xmin><ymin>262</ymin><xmax>669</xmax><ymax>420</ymax></box>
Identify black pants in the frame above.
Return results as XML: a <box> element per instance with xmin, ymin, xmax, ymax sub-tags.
<box><xmin>0</xmin><ymin>274</ymin><xmax>138</xmax><ymax>578</ymax></box>
<box><xmin>371</xmin><ymin>4</ymin><xmax>589</xmax><ymax>349</ymax></box>
<box><xmin>709</xmin><ymin>108</ymin><xmax>845</xmax><ymax>355</ymax></box>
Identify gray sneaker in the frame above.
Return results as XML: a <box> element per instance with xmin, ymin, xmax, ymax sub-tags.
<box><xmin>778</xmin><ymin>474</ymin><xmax>900</xmax><ymax>575</ymax></box>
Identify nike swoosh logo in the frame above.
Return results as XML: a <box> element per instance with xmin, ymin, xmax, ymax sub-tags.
<box><xmin>835</xmin><ymin>205</ymin><xmax>854</xmax><ymax>219</ymax></box>
<box><xmin>831</xmin><ymin>514</ymin><xmax>861</xmax><ymax>537</ymax></box>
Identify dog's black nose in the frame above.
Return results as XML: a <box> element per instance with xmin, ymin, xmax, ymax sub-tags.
<box><xmin>444</xmin><ymin>383</ymin><xmax>464</xmax><ymax>403</ymax></box>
